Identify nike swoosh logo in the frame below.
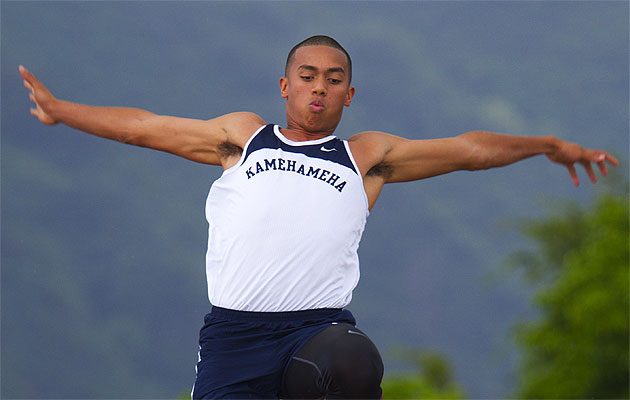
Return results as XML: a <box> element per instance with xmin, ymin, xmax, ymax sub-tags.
<box><xmin>347</xmin><ymin>329</ymin><xmax>367</xmax><ymax>337</ymax></box>
<box><xmin>321</xmin><ymin>146</ymin><xmax>337</xmax><ymax>152</ymax></box>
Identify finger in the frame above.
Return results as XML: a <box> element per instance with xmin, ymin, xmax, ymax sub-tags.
<box><xmin>19</xmin><ymin>65</ymin><xmax>40</xmax><ymax>87</ymax></box>
<box><xmin>19</xmin><ymin>65</ymin><xmax>33</xmax><ymax>80</ymax></box>
<box><xmin>29</xmin><ymin>93</ymin><xmax>36</xmax><ymax>103</ymax></box>
<box><xmin>598</xmin><ymin>160</ymin><xmax>608</xmax><ymax>176</ymax></box>
<box><xmin>567</xmin><ymin>164</ymin><xmax>579</xmax><ymax>186</ymax></box>
<box><xmin>583</xmin><ymin>162</ymin><xmax>597</xmax><ymax>183</ymax></box>
<box><xmin>19</xmin><ymin>65</ymin><xmax>32</xmax><ymax>82</ymax></box>
<box><xmin>29</xmin><ymin>108</ymin><xmax>38</xmax><ymax>118</ymax></box>
<box><xmin>592</xmin><ymin>151</ymin><xmax>619</xmax><ymax>168</ymax></box>
<box><xmin>23</xmin><ymin>80</ymin><xmax>34</xmax><ymax>92</ymax></box>
<box><xmin>605</xmin><ymin>153</ymin><xmax>619</xmax><ymax>167</ymax></box>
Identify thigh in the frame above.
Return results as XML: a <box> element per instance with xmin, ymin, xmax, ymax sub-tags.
<box><xmin>194</xmin><ymin>356</ymin><xmax>277</xmax><ymax>399</ymax></box>
<box><xmin>193</xmin><ymin>315</ymin><xmax>282</xmax><ymax>399</ymax></box>
<box><xmin>282</xmin><ymin>323</ymin><xmax>384</xmax><ymax>399</ymax></box>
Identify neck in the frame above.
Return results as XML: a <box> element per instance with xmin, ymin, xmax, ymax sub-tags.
<box><xmin>283</xmin><ymin>114</ymin><xmax>339</xmax><ymax>142</ymax></box>
<box><xmin>280</xmin><ymin>126</ymin><xmax>335</xmax><ymax>142</ymax></box>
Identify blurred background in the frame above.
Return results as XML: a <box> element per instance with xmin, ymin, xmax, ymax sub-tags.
<box><xmin>2</xmin><ymin>2</ymin><xmax>628</xmax><ymax>398</ymax></box>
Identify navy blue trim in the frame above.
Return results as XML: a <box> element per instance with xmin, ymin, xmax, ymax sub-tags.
<box><xmin>210</xmin><ymin>306</ymin><xmax>347</xmax><ymax>321</ymax></box>
<box><xmin>243</xmin><ymin>124</ymin><xmax>358</xmax><ymax>174</ymax></box>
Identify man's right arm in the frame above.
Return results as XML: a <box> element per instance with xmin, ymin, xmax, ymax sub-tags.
<box><xmin>19</xmin><ymin>66</ymin><xmax>264</xmax><ymax>167</ymax></box>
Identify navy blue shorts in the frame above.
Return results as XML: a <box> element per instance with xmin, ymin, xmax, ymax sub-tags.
<box><xmin>192</xmin><ymin>306</ymin><xmax>356</xmax><ymax>399</ymax></box>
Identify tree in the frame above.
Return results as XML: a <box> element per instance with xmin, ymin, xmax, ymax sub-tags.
<box><xmin>381</xmin><ymin>348</ymin><xmax>464</xmax><ymax>399</ymax></box>
<box><xmin>510</xmin><ymin>176</ymin><xmax>629</xmax><ymax>399</ymax></box>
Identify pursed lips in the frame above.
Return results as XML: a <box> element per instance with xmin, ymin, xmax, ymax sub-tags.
<box><xmin>309</xmin><ymin>100</ymin><xmax>325</xmax><ymax>112</ymax></box>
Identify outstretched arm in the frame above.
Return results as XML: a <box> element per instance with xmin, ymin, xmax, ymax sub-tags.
<box><xmin>352</xmin><ymin>130</ymin><xmax>618</xmax><ymax>189</ymax></box>
<box><xmin>19</xmin><ymin>66</ymin><xmax>264</xmax><ymax>166</ymax></box>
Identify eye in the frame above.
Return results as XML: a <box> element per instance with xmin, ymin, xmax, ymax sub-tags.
<box><xmin>328</xmin><ymin>78</ymin><xmax>342</xmax><ymax>84</ymax></box>
<box><xmin>300</xmin><ymin>76</ymin><xmax>314</xmax><ymax>81</ymax></box>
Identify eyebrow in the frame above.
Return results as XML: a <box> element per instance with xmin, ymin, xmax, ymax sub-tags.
<box><xmin>298</xmin><ymin>64</ymin><xmax>346</xmax><ymax>75</ymax></box>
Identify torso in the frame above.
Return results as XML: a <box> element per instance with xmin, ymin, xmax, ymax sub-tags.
<box><xmin>205</xmin><ymin>124</ymin><xmax>369</xmax><ymax>311</ymax></box>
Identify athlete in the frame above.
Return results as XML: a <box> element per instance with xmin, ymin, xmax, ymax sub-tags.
<box><xmin>20</xmin><ymin>35</ymin><xmax>618</xmax><ymax>399</ymax></box>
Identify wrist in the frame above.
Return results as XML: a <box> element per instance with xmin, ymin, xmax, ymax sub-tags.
<box><xmin>543</xmin><ymin>135</ymin><xmax>561</xmax><ymax>154</ymax></box>
<box><xmin>46</xmin><ymin>98</ymin><xmax>69</xmax><ymax>124</ymax></box>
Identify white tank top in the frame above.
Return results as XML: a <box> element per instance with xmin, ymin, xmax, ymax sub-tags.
<box><xmin>204</xmin><ymin>124</ymin><xmax>369</xmax><ymax>311</ymax></box>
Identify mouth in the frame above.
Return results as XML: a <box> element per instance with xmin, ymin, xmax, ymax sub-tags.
<box><xmin>309</xmin><ymin>100</ymin><xmax>325</xmax><ymax>112</ymax></box>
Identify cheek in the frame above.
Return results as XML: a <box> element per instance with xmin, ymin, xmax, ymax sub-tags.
<box><xmin>332</xmin><ymin>89</ymin><xmax>351</xmax><ymax>105</ymax></box>
<box><xmin>288</xmin><ymin>84</ymin><xmax>309</xmax><ymax>99</ymax></box>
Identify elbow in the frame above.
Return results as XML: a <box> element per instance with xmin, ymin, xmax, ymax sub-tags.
<box><xmin>119</xmin><ymin>131</ymin><xmax>151</xmax><ymax>147</ymax></box>
<box><xmin>464</xmin><ymin>159</ymin><xmax>492</xmax><ymax>172</ymax></box>
<box><xmin>117</xmin><ymin>113</ymin><xmax>157</xmax><ymax>145</ymax></box>
<box><xmin>115</xmin><ymin>129</ymin><xmax>141</xmax><ymax>145</ymax></box>
<box><xmin>468</xmin><ymin>152</ymin><xmax>494</xmax><ymax>171</ymax></box>
<box><xmin>458</xmin><ymin>132</ymin><xmax>493</xmax><ymax>171</ymax></box>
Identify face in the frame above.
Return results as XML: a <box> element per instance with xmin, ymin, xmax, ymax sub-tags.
<box><xmin>280</xmin><ymin>45</ymin><xmax>355</xmax><ymax>135</ymax></box>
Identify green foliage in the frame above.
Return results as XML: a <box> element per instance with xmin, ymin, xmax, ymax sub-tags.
<box><xmin>381</xmin><ymin>349</ymin><xmax>464</xmax><ymax>399</ymax></box>
<box><xmin>511</xmin><ymin>178</ymin><xmax>629</xmax><ymax>399</ymax></box>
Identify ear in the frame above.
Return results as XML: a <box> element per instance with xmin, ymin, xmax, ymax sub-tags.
<box><xmin>279</xmin><ymin>77</ymin><xmax>289</xmax><ymax>98</ymax></box>
<box><xmin>344</xmin><ymin>86</ymin><xmax>355</xmax><ymax>107</ymax></box>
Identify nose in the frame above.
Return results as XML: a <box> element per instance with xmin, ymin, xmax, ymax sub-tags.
<box><xmin>312</xmin><ymin>78</ymin><xmax>327</xmax><ymax>96</ymax></box>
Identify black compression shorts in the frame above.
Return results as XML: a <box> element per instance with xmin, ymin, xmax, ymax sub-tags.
<box><xmin>283</xmin><ymin>322</ymin><xmax>384</xmax><ymax>399</ymax></box>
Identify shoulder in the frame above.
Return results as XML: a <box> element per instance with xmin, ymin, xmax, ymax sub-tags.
<box><xmin>213</xmin><ymin>111</ymin><xmax>264</xmax><ymax>129</ymax></box>
<box><xmin>348</xmin><ymin>130</ymin><xmax>389</xmax><ymax>143</ymax></box>
<box><xmin>347</xmin><ymin>130</ymin><xmax>406</xmax><ymax>176</ymax></box>
<box><xmin>348</xmin><ymin>131</ymin><xmax>388</xmax><ymax>154</ymax></box>
<box><xmin>348</xmin><ymin>130</ymin><xmax>409</xmax><ymax>150</ymax></box>
<box><xmin>215</xmin><ymin>112</ymin><xmax>265</xmax><ymax>144</ymax></box>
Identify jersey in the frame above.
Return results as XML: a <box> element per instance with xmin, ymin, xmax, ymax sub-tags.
<box><xmin>204</xmin><ymin>124</ymin><xmax>369</xmax><ymax>312</ymax></box>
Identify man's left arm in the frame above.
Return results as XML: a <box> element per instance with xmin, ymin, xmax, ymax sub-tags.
<box><xmin>352</xmin><ymin>130</ymin><xmax>618</xmax><ymax>186</ymax></box>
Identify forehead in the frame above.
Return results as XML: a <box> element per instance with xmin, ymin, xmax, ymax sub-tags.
<box><xmin>291</xmin><ymin>45</ymin><xmax>349</xmax><ymax>72</ymax></box>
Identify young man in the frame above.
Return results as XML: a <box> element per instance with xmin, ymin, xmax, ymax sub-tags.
<box><xmin>20</xmin><ymin>35</ymin><xmax>617</xmax><ymax>399</ymax></box>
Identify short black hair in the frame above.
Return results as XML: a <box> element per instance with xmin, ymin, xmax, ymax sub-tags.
<box><xmin>285</xmin><ymin>35</ymin><xmax>352</xmax><ymax>84</ymax></box>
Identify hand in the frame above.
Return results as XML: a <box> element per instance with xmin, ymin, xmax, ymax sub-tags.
<box><xmin>546</xmin><ymin>139</ymin><xmax>619</xmax><ymax>186</ymax></box>
<box><xmin>19</xmin><ymin>65</ymin><xmax>57</xmax><ymax>125</ymax></box>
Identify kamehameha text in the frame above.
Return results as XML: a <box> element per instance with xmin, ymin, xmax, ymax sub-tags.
<box><xmin>245</xmin><ymin>157</ymin><xmax>347</xmax><ymax>192</ymax></box>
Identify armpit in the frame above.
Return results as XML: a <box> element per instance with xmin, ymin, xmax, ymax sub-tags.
<box><xmin>217</xmin><ymin>141</ymin><xmax>243</xmax><ymax>159</ymax></box>
<box><xmin>366</xmin><ymin>162</ymin><xmax>393</xmax><ymax>179</ymax></box>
